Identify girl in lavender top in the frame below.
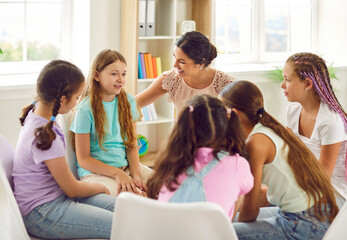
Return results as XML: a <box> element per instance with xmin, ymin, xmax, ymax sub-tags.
<box><xmin>12</xmin><ymin>60</ymin><xmax>116</xmax><ymax>239</ymax></box>
<box><xmin>282</xmin><ymin>52</ymin><xmax>347</xmax><ymax>208</ymax></box>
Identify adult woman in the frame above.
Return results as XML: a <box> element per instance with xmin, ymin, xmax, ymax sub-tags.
<box><xmin>136</xmin><ymin>31</ymin><xmax>235</xmax><ymax>113</ymax></box>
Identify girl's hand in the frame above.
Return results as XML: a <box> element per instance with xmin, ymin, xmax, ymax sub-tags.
<box><xmin>96</xmin><ymin>183</ymin><xmax>110</xmax><ymax>195</ymax></box>
<box><xmin>132</xmin><ymin>173</ymin><xmax>146</xmax><ymax>191</ymax></box>
<box><xmin>114</xmin><ymin>170</ymin><xmax>138</xmax><ymax>195</ymax></box>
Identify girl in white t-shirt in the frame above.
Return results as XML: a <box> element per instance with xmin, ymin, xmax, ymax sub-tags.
<box><xmin>282</xmin><ymin>52</ymin><xmax>347</xmax><ymax>206</ymax></box>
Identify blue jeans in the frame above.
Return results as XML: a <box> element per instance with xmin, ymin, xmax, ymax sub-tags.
<box><xmin>23</xmin><ymin>193</ymin><xmax>116</xmax><ymax>239</ymax></box>
<box><xmin>233</xmin><ymin>205</ymin><xmax>331</xmax><ymax>240</ymax></box>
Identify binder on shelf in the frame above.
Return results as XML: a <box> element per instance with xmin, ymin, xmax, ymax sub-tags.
<box><xmin>145</xmin><ymin>0</ymin><xmax>155</xmax><ymax>36</ymax></box>
<box><xmin>140</xmin><ymin>53</ymin><xmax>147</xmax><ymax>79</ymax></box>
<box><xmin>138</xmin><ymin>0</ymin><xmax>146</xmax><ymax>36</ymax></box>
<box><xmin>138</xmin><ymin>52</ymin><xmax>144</xmax><ymax>79</ymax></box>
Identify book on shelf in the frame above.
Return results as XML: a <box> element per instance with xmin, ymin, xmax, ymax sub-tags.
<box><xmin>140</xmin><ymin>53</ymin><xmax>147</xmax><ymax>79</ymax></box>
<box><xmin>138</xmin><ymin>52</ymin><xmax>144</xmax><ymax>79</ymax></box>
<box><xmin>152</xmin><ymin>57</ymin><xmax>158</xmax><ymax>78</ymax></box>
<box><xmin>141</xmin><ymin>103</ymin><xmax>158</xmax><ymax>121</ymax></box>
<box><xmin>138</xmin><ymin>52</ymin><xmax>162</xmax><ymax>79</ymax></box>
<box><xmin>155</xmin><ymin>57</ymin><xmax>162</xmax><ymax>76</ymax></box>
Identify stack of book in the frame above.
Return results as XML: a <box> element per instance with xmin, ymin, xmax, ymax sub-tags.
<box><xmin>138</xmin><ymin>52</ymin><xmax>162</xmax><ymax>79</ymax></box>
<box><xmin>141</xmin><ymin>103</ymin><xmax>158</xmax><ymax>121</ymax></box>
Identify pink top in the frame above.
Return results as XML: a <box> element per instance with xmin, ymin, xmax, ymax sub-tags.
<box><xmin>158</xmin><ymin>147</ymin><xmax>254</xmax><ymax>219</ymax></box>
<box><xmin>161</xmin><ymin>69</ymin><xmax>235</xmax><ymax>113</ymax></box>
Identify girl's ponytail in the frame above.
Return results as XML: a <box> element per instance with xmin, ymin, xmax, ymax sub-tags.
<box><xmin>226</xmin><ymin>110</ymin><xmax>245</xmax><ymax>157</ymax></box>
<box><xmin>34</xmin><ymin>92</ymin><xmax>62</xmax><ymax>150</ymax></box>
<box><xmin>19</xmin><ymin>100</ymin><xmax>36</xmax><ymax>126</ymax></box>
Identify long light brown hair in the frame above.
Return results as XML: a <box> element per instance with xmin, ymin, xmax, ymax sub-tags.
<box><xmin>147</xmin><ymin>95</ymin><xmax>246</xmax><ymax>199</ymax></box>
<box><xmin>71</xmin><ymin>49</ymin><xmax>136</xmax><ymax>150</ymax></box>
<box><xmin>221</xmin><ymin>80</ymin><xmax>338</xmax><ymax>222</ymax></box>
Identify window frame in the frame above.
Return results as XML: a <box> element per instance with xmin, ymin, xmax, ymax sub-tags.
<box><xmin>213</xmin><ymin>0</ymin><xmax>318</xmax><ymax>65</ymax></box>
<box><xmin>0</xmin><ymin>0</ymin><xmax>72</xmax><ymax>76</ymax></box>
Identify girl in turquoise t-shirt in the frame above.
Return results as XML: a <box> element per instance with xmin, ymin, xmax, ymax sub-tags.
<box><xmin>70</xmin><ymin>49</ymin><xmax>153</xmax><ymax>196</ymax></box>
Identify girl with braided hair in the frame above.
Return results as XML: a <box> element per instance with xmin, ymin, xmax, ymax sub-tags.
<box><xmin>283</xmin><ymin>52</ymin><xmax>347</xmax><ymax>207</ymax></box>
<box><xmin>221</xmin><ymin>80</ymin><xmax>338</xmax><ymax>240</ymax></box>
<box><xmin>147</xmin><ymin>94</ymin><xmax>253</xmax><ymax>220</ymax></box>
<box><xmin>70</xmin><ymin>49</ymin><xmax>153</xmax><ymax>196</ymax></box>
<box><xmin>13</xmin><ymin>60</ymin><xmax>116</xmax><ymax>239</ymax></box>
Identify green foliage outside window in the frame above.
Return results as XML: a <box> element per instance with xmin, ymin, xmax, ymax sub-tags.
<box><xmin>0</xmin><ymin>41</ymin><xmax>59</xmax><ymax>62</ymax></box>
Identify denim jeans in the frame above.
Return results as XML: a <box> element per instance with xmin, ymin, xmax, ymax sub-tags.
<box><xmin>23</xmin><ymin>193</ymin><xmax>116</xmax><ymax>239</ymax></box>
<box><xmin>233</xmin><ymin>205</ymin><xmax>331</xmax><ymax>240</ymax></box>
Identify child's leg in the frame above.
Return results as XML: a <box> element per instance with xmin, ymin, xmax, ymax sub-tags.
<box><xmin>81</xmin><ymin>173</ymin><xmax>120</xmax><ymax>196</ymax></box>
<box><xmin>139</xmin><ymin>163</ymin><xmax>154</xmax><ymax>183</ymax></box>
<box><xmin>23</xmin><ymin>194</ymin><xmax>116</xmax><ymax>239</ymax></box>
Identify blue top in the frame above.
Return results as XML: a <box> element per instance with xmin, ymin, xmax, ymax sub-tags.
<box><xmin>70</xmin><ymin>93</ymin><xmax>140</xmax><ymax>177</ymax></box>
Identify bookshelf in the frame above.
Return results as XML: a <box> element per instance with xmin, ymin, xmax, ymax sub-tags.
<box><xmin>121</xmin><ymin>0</ymin><xmax>211</xmax><ymax>166</ymax></box>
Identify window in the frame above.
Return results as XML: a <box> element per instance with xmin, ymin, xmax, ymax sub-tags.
<box><xmin>214</xmin><ymin>0</ymin><xmax>316</xmax><ymax>64</ymax></box>
<box><xmin>0</xmin><ymin>0</ymin><xmax>71</xmax><ymax>74</ymax></box>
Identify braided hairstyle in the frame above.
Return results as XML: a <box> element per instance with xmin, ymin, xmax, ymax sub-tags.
<box><xmin>286</xmin><ymin>52</ymin><xmax>347</xmax><ymax>130</ymax></box>
<box><xmin>176</xmin><ymin>31</ymin><xmax>217</xmax><ymax>67</ymax></box>
<box><xmin>19</xmin><ymin>60</ymin><xmax>84</xmax><ymax>150</ymax></box>
<box><xmin>147</xmin><ymin>94</ymin><xmax>245</xmax><ymax>199</ymax></box>
<box><xmin>221</xmin><ymin>80</ymin><xmax>338</xmax><ymax>222</ymax></box>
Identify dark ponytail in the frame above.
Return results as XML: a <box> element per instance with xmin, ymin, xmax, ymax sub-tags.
<box><xmin>147</xmin><ymin>94</ymin><xmax>245</xmax><ymax>199</ymax></box>
<box><xmin>20</xmin><ymin>60</ymin><xmax>84</xmax><ymax>151</ymax></box>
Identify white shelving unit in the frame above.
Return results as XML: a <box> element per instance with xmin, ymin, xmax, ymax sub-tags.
<box><xmin>121</xmin><ymin>0</ymin><xmax>211</xmax><ymax>165</ymax></box>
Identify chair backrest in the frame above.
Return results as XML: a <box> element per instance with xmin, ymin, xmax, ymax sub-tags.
<box><xmin>0</xmin><ymin>134</ymin><xmax>31</xmax><ymax>240</ymax></box>
<box><xmin>0</xmin><ymin>134</ymin><xmax>15</xmax><ymax>189</ymax></box>
<box><xmin>111</xmin><ymin>192</ymin><xmax>239</xmax><ymax>240</ymax></box>
<box><xmin>323</xmin><ymin>201</ymin><xmax>347</xmax><ymax>240</ymax></box>
<box><xmin>57</xmin><ymin>111</ymin><xmax>79</xmax><ymax>179</ymax></box>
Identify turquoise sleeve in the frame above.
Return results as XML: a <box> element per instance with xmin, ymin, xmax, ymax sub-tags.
<box><xmin>70</xmin><ymin>107</ymin><xmax>93</xmax><ymax>134</ymax></box>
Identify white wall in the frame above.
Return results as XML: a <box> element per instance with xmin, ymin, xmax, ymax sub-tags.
<box><xmin>317</xmin><ymin>0</ymin><xmax>347</xmax><ymax>65</ymax></box>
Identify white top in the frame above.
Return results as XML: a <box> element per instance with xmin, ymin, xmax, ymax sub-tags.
<box><xmin>250</xmin><ymin>123</ymin><xmax>313</xmax><ymax>212</ymax></box>
<box><xmin>286</xmin><ymin>101</ymin><xmax>347</xmax><ymax>199</ymax></box>
<box><xmin>161</xmin><ymin>69</ymin><xmax>235</xmax><ymax>113</ymax></box>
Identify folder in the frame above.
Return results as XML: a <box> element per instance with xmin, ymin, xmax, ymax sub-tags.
<box><xmin>138</xmin><ymin>0</ymin><xmax>146</xmax><ymax>36</ymax></box>
<box><xmin>145</xmin><ymin>0</ymin><xmax>155</xmax><ymax>36</ymax></box>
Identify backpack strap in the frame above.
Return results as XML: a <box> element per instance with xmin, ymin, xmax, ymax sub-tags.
<box><xmin>187</xmin><ymin>150</ymin><xmax>229</xmax><ymax>178</ymax></box>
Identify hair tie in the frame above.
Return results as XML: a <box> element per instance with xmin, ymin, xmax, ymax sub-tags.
<box><xmin>226</xmin><ymin>108</ymin><xmax>232</xmax><ymax>115</ymax></box>
<box><xmin>257</xmin><ymin>107</ymin><xmax>265</xmax><ymax>117</ymax></box>
<box><xmin>188</xmin><ymin>106</ymin><xmax>194</xmax><ymax>112</ymax></box>
<box><xmin>50</xmin><ymin>116</ymin><xmax>56</xmax><ymax>122</ymax></box>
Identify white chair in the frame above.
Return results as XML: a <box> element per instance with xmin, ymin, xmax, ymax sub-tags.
<box><xmin>111</xmin><ymin>192</ymin><xmax>239</xmax><ymax>240</ymax></box>
<box><xmin>0</xmin><ymin>134</ymin><xmax>33</xmax><ymax>240</ymax></box>
<box><xmin>57</xmin><ymin>111</ymin><xmax>79</xmax><ymax>179</ymax></box>
<box><xmin>323</xmin><ymin>201</ymin><xmax>347</xmax><ymax>240</ymax></box>
<box><xmin>0</xmin><ymin>134</ymin><xmax>102</xmax><ymax>240</ymax></box>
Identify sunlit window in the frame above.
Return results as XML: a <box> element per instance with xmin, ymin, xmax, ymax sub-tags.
<box><xmin>0</xmin><ymin>0</ymin><xmax>70</xmax><ymax>74</ymax></box>
<box><xmin>215</xmin><ymin>0</ymin><xmax>316</xmax><ymax>64</ymax></box>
